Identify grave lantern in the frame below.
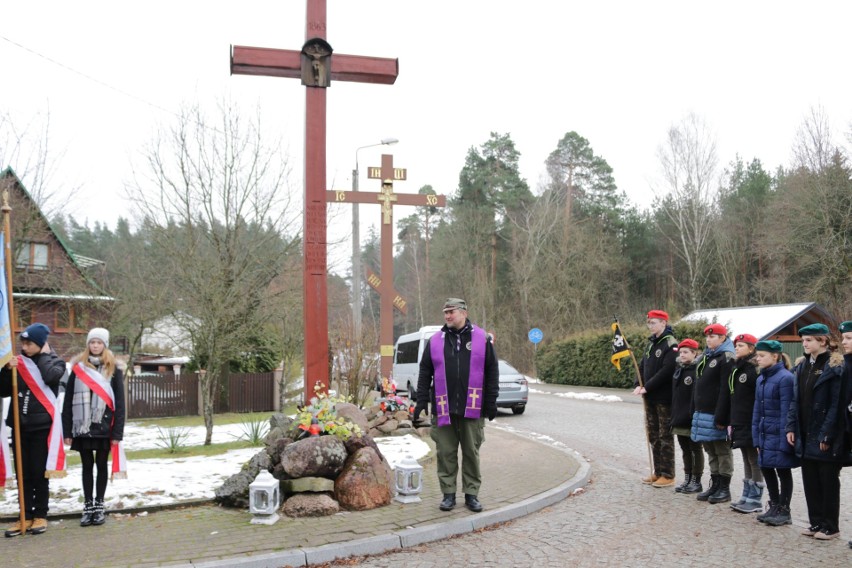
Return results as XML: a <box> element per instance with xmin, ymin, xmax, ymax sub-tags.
<box><xmin>249</xmin><ymin>470</ymin><xmax>280</xmax><ymax>525</ymax></box>
<box><xmin>393</xmin><ymin>455</ymin><xmax>423</xmax><ymax>503</ymax></box>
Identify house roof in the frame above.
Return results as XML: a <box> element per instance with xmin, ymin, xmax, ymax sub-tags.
<box><xmin>679</xmin><ymin>302</ymin><xmax>835</xmax><ymax>341</ymax></box>
<box><xmin>0</xmin><ymin>166</ymin><xmax>110</xmax><ymax>297</ymax></box>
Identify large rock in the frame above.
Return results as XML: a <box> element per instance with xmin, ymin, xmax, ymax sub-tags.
<box><xmin>214</xmin><ymin>450</ymin><xmax>272</xmax><ymax>508</ymax></box>
<box><xmin>393</xmin><ymin>410</ymin><xmax>410</xmax><ymax>423</ymax></box>
<box><xmin>334</xmin><ymin>447</ymin><xmax>393</xmax><ymax>511</ymax></box>
<box><xmin>281</xmin><ymin>435</ymin><xmax>348</xmax><ymax>479</ymax></box>
<box><xmin>269</xmin><ymin>413</ymin><xmax>293</xmax><ymax>431</ymax></box>
<box><xmin>281</xmin><ymin>493</ymin><xmax>340</xmax><ymax>517</ymax></box>
<box><xmin>334</xmin><ymin>402</ymin><xmax>370</xmax><ymax>433</ymax></box>
<box><xmin>377</xmin><ymin>419</ymin><xmax>398</xmax><ymax>434</ymax></box>
<box><xmin>344</xmin><ymin>433</ymin><xmax>382</xmax><ymax>458</ymax></box>
<box><xmin>267</xmin><ymin>436</ymin><xmax>293</xmax><ymax>465</ymax></box>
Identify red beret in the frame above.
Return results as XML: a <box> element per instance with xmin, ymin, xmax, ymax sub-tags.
<box><xmin>704</xmin><ymin>323</ymin><xmax>728</xmax><ymax>336</ymax></box>
<box><xmin>647</xmin><ymin>310</ymin><xmax>669</xmax><ymax>321</ymax></box>
<box><xmin>733</xmin><ymin>333</ymin><xmax>758</xmax><ymax>345</ymax></box>
<box><xmin>676</xmin><ymin>338</ymin><xmax>699</xmax><ymax>350</ymax></box>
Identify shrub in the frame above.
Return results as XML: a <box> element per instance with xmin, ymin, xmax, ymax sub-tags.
<box><xmin>535</xmin><ymin>320</ymin><xmax>709</xmax><ymax>388</ymax></box>
<box><xmin>155</xmin><ymin>426</ymin><xmax>192</xmax><ymax>453</ymax></box>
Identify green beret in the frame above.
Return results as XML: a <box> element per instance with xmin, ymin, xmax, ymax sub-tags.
<box><xmin>839</xmin><ymin>321</ymin><xmax>852</xmax><ymax>333</ymax></box>
<box><xmin>798</xmin><ymin>323</ymin><xmax>830</xmax><ymax>337</ymax></box>
<box><xmin>755</xmin><ymin>340</ymin><xmax>784</xmax><ymax>353</ymax></box>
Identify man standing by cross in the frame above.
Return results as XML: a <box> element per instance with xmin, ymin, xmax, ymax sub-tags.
<box><xmin>413</xmin><ymin>298</ymin><xmax>499</xmax><ymax>513</ymax></box>
<box><xmin>230</xmin><ymin>0</ymin><xmax>398</xmax><ymax>403</ymax></box>
<box><xmin>327</xmin><ymin>154</ymin><xmax>445</xmax><ymax>385</ymax></box>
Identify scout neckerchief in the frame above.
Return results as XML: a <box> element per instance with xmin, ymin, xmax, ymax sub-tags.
<box><xmin>17</xmin><ymin>355</ymin><xmax>66</xmax><ymax>478</ymax></box>
<box><xmin>72</xmin><ymin>362</ymin><xmax>127</xmax><ymax>480</ymax></box>
<box><xmin>430</xmin><ymin>324</ymin><xmax>486</xmax><ymax>427</ymax></box>
<box><xmin>0</xmin><ymin>414</ymin><xmax>11</xmax><ymax>488</ymax></box>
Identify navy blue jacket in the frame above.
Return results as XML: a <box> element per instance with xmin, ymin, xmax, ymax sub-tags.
<box><xmin>785</xmin><ymin>352</ymin><xmax>846</xmax><ymax>462</ymax></box>
<box><xmin>752</xmin><ymin>362</ymin><xmax>799</xmax><ymax>469</ymax></box>
<box><xmin>671</xmin><ymin>361</ymin><xmax>697</xmax><ymax>429</ymax></box>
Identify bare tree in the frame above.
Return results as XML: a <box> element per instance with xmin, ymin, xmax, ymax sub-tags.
<box><xmin>792</xmin><ymin>105</ymin><xmax>834</xmax><ymax>172</ymax></box>
<box><xmin>127</xmin><ymin>98</ymin><xmax>299</xmax><ymax>444</ymax></box>
<box><xmin>653</xmin><ymin>113</ymin><xmax>720</xmax><ymax>310</ymax></box>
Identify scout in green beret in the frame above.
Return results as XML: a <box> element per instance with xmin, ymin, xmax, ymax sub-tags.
<box><xmin>797</xmin><ymin>323</ymin><xmax>830</xmax><ymax>336</ymax></box>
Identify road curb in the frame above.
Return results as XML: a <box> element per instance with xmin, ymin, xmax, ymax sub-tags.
<box><xmin>196</xmin><ymin>428</ymin><xmax>591</xmax><ymax>567</ymax></box>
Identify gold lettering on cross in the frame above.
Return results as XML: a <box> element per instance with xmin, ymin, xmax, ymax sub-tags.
<box><xmin>426</xmin><ymin>194</ymin><xmax>438</xmax><ymax>206</ymax></box>
<box><xmin>437</xmin><ymin>394</ymin><xmax>448</xmax><ymax>415</ymax></box>
<box><xmin>467</xmin><ymin>388</ymin><xmax>481</xmax><ymax>410</ymax></box>
<box><xmin>377</xmin><ymin>183</ymin><xmax>397</xmax><ymax>225</ymax></box>
<box><xmin>335</xmin><ymin>191</ymin><xmax>345</xmax><ymax>202</ymax></box>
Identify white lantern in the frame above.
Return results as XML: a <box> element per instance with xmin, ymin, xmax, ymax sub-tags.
<box><xmin>393</xmin><ymin>455</ymin><xmax>423</xmax><ymax>503</ymax></box>
<box><xmin>249</xmin><ymin>470</ymin><xmax>280</xmax><ymax>525</ymax></box>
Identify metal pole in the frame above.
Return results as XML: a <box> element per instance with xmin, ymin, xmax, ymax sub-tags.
<box><xmin>352</xmin><ymin>162</ymin><xmax>362</xmax><ymax>338</ymax></box>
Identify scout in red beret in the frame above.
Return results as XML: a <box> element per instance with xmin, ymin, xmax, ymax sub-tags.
<box><xmin>647</xmin><ymin>310</ymin><xmax>669</xmax><ymax>321</ymax></box>
<box><xmin>677</xmin><ymin>338</ymin><xmax>700</xmax><ymax>351</ymax></box>
<box><xmin>704</xmin><ymin>323</ymin><xmax>728</xmax><ymax>336</ymax></box>
<box><xmin>733</xmin><ymin>333</ymin><xmax>758</xmax><ymax>345</ymax></box>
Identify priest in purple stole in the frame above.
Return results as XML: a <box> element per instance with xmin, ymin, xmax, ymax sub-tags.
<box><xmin>413</xmin><ymin>298</ymin><xmax>499</xmax><ymax>513</ymax></box>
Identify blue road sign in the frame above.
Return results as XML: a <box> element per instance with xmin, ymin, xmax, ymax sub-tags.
<box><xmin>528</xmin><ymin>328</ymin><xmax>543</xmax><ymax>344</ymax></box>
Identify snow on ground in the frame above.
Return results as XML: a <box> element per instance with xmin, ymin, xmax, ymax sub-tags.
<box><xmin>1</xmin><ymin>421</ymin><xmax>430</xmax><ymax>515</ymax></box>
<box><xmin>529</xmin><ymin>387</ymin><xmax>623</xmax><ymax>403</ymax></box>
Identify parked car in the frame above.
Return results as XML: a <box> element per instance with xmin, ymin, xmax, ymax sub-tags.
<box><xmin>392</xmin><ymin>325</ymin><xmax>442</xmax><ymax>394</ymax></box>
<box><xmin>497</xmin><ymin>360</ymin><xmax>528</xmax><ymax>415</ymax></box>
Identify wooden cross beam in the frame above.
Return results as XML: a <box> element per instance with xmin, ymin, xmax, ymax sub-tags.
<box><xmin>364</xmin><ymin>266</ymin><xmax>408</xmax><ymax>315</ymax></box>
<box><xmin>327</xmin><ymin>154</ymin><xmax>446</xmax><ymax>384</ymax></box>
<box><xmin>229</xmin><ymin>0</ymin><xmax>398</xmax><ymax>404</ymax></box>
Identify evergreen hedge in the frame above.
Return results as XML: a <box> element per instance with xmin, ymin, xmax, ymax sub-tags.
<box><xmin>534</xmin><ymin>320</ymin><xmax>709</xmax><ymax>388</ymax></box>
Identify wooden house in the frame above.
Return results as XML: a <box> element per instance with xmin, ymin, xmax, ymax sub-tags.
<box><xmin>0</xmin><ymin>167</ymin><xmax>114</xmax><ymax>359</ymax></box>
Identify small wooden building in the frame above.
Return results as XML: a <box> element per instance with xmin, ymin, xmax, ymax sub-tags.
<box><xmin>681</xmin><ymin>302</ymin><xmax>837</xmax><ymax>360</ymax></box>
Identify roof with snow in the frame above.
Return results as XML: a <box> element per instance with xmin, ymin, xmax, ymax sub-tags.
<box><xmin>679</xmin><ymin>302</ymin><xmax>836</xmax><ymax>341</ymax></box>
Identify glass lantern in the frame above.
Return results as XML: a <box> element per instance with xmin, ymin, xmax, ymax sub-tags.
<box><xmin>249</xmin><ymin>470</ymin><xmax>280</xmax><ymax>525</ymax></box>
<box><xmin>393</xmin><ymin>455</ymin><xmax>423</xmax><ymax>504</ymax></box>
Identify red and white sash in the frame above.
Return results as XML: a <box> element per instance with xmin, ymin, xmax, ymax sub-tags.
<box><xmin>72</xmin><ymin>362</ymin><xmax>127</xmax><ymax>479</ymax></box>
<box><xmin>17</xmin><ymin>356</ymin><xmax>66</xmax><ymax>478</ymax></box>
<box><xmin>0</xmin><ymin>414</ymin><xmax>11</xmax><ymax>488</ymax></box>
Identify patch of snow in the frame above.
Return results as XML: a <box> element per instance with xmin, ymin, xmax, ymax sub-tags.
<box><xmin>1</xmin><ymin>422</ymin><xmax>429</xmax><ymax>515</ymax></box>
<box><xmin>529</xmin><ymin>388</ymin><xmax>622</xmax><ymax>403</ymax></box>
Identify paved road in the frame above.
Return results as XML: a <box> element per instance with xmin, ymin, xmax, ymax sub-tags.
<box><xmin>336</xmin><ymin>384</ymin><xmax>852</xmax><ymax>567</ymax></box>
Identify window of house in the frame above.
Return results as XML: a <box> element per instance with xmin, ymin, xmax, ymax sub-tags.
<box><xmin>16</xmin><ymin>242</ymin><xmax>49</xmax><ymax>270</ymax></box>
<box><xmin>16</xmin><ymin>305</ymin><xmax>32</xmax><ymax>329</ymax></box>
<box><xmin>56</xmin><ymin>305</ymin><xmax>74</xmax><ymax>331</ymax></box>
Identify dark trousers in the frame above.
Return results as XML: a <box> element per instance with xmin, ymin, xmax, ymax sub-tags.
<box><xmin>800</xmin><ymin>458</ymin><xmax>842</xmax><ymax>532</ymax></box>
<box><xmin>12</xmin><ymin>429</ymin><xmax>51</xmax><ymax>519</ymax></box>
<box><xmin>676</xmin><ymin>434</ymin><xmax>704</xmax><ymax>476</ymax></box>
<box><xmin>80</xmin><ymin>449</ymin><xmax>110</xmax><ymax>501</ymax></box>
<box><xmin>644</xmin><ymin>401</ymin><xmax>674</xmax><ymax>478</ymax></box>
<box><xmin>760</xmin><ymin>467</ymin><xmax>793</xmax><ymax>507</ymax></box>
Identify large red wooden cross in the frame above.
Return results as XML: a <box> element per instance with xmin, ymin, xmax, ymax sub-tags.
<box><xmin>230</xmin><ymin>0</ymin><xmax>398</xmax><ymax>403</ymax></box>
<box><xmin>327</xmin><ymin>154</ymin><xmax>446</xmax><ymax>385</ymax></box>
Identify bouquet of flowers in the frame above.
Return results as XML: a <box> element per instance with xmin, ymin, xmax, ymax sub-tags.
<box><xmin>296</xmin><ymin>386</ymin><xmax>363</xmax><ymax>441</ymax></box>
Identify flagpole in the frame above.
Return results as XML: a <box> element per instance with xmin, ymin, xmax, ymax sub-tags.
<box><xmin>2</xmin><ymin>190</ymin><xmax>26</xmax><ymax>534</ymax></box>
<box><xmin>615</xmin><ymin>317</ymin><xmax>654</xmax><ymax>477</ymax></box>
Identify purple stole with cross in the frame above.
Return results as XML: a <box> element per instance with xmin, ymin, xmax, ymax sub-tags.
<box><xmin>430</xmin><ymin>325</ymin><xmax>486</xmax><ymax>427</ymax></box>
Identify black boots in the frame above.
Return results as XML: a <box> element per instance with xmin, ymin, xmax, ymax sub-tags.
<box><xmin>464</xmin><ymin>494</ymin><xmax>483</xmax><ymax>513</ymax></box>
<box><xmin>80</xmin><ymin>501</ymin><xmax>94</xmax><ymax>527</ymax></box>
<box><xmin>707</xmin><ymin>475</ymin><xmax>731</xmax><ymax>504</ymax></box>
<box><xmin>91</xmin><ymin>499</ymin><xmax>106</xmax><ymax>526</ymax></box>
<box><xmin>681</xmin><ymin>474</ymin><xmax>703</xmax><ymax>494</ymax></box>
<box><xmin>763</xmin><ymin>504</ymin><xmax>791</xmax><ymax>526</ymax></box>
<box><xmin>697</xmin><ymin>474</ymin><xmax>719</xmax><ymax>501</ymax></box>
<box><xmin>439</xmin><ymin>494</ymin><xmax>456</xmax><ymax>511</ymax></box>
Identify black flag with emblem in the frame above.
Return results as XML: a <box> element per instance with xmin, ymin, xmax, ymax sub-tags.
<box><xmin>611</xmin><ymin>322</ymin><xmax>630</xmax><ymax>371</ymax></box>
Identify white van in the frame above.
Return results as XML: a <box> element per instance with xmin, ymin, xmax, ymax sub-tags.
<box><xmin>392</xmin><ymin>325</ymin><xmax>442</xmax><ymax>394</ymax></box>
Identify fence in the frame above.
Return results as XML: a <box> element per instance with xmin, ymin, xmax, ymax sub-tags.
<box><xmin>126</xmin><ymin>371</ymin><xmax>276</xmax><ymax>419</ymax></box>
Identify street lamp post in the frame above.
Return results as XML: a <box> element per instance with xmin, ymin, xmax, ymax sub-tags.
<box><xmin>353</xmin><ymin>137</ymin><xmax>398</xmax><ymax>340</ymax></box>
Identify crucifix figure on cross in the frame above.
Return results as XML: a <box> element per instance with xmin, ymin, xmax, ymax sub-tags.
<box><xmin>327</xmin><ymin>153</ymin><xmax>446</xmax><ymax>385</ymax></box>
<box><xmin>230</xmin><ymin>0</ymin><xmax>398</xmax><ymax>404</ymax></box>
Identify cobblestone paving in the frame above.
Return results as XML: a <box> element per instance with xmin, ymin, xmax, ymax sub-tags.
<box><xmin>339</xmin><ymin>387</ymin><xmax>852</xmax><ymax>567</ymax></box>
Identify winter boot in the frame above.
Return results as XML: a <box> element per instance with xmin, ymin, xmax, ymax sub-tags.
<box><xmin>675</xmin><ymin>473</ymin><xmax>692</xmax><ymax>493</ymax></box>
<box><xmin>682</xmin><ymin>473</ymin><xmax>703</xmax><ymax>494</ymax></box>
<box><xmin>764</xmin><ymin>504</ymin><xmax>792</xmax><ymax>526</ymax></box>
<box><xmin>756</xmin><ymin>501</ymin><xmax>777</xmax><ymax>523</ymax></box>
<box><xmin>708</xmin><ymin>475</ymin><xmax>732</xmax><ymax>503</ymax></box>
<box><xmin>80</xmin><ymin>500</ymin><xmax>94</xmax><ymax>527</ymax></box>
<box><xmin>738</xmin><ymin>481</ymin><xmax>765</xmax><ymax>513</ymax></box>
<box><xmin>697</xmin><ymin>474</ymin><xmax>720</xmax><ymax>501</ymax></box>
<box><xmin>730</xmin><ymin>479</ymin><xmax>750</xmax><ymax>509</ymax></box>
<box><xmin>91</xmin><ymin>499</ymin><xmax>106</xmax><ymax>526</ymax></box>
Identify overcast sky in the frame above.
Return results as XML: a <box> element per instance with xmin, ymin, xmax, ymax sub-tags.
<box><xmin>3</xmin><ymin>1</ymin><xmax>851</xmax><ymax>273</ymax></box>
